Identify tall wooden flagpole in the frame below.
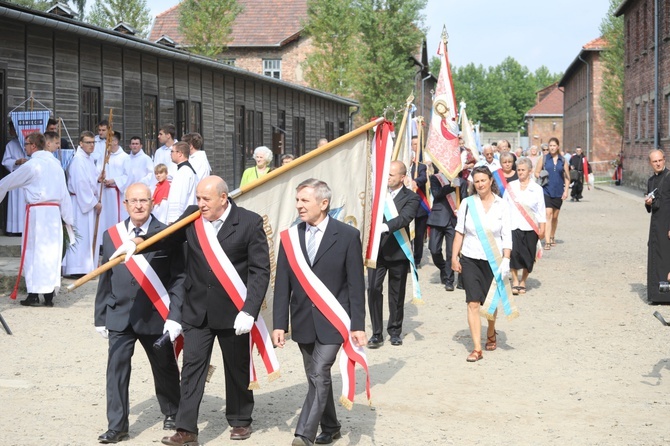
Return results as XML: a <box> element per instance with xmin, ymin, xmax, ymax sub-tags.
<box><xmin>92</xmin><ymin>109</ymin><xmax>113</xmax><ymax>259</ymax></box>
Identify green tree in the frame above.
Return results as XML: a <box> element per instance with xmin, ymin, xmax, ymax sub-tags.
<box><xmin>303</xmin><ymin>0</ymin><xmax>363</xmax><ymax>98</ymax></box>
<box><xmin>179</xmin><ymin>0</ymin><xmax>243</xmax><ymax>58</ymax></box>
<box><xmin>599</xmin><ymin>0</ymin><xmax>624</xmax><ymax>137</ymax></box>
<box><xmin>87</xmin><ymin>0</ymin><xmax>152</xmax><ymax>37</ymax></box>
<box><xmin>531</xmin><ymin>65</ymin><xmax>563</xmax><ymax>91</ymax></box>
<box><xmin>303</xmin><ymin>0</ymin><xmax>426</xmax><ymax>120</ymax></box>
<box><xmin>489</xmin><ymin>57</ymin><xmax>536</xmax><ymax>131</ymax></box>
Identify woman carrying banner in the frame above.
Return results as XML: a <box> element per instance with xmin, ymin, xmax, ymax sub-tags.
<box><xmin>451</xmin><ymin>166</ymin><xmax>512</xmax><ymax>362</ymax></box>
<box><xmin>503</xmin><ymin>157</ymin><xmax>546</xmax><ymax>295</ymax></box>
<box><xmin>240</xmin><ymin>146</ymin><xmax>273</xmax><ymax>187</ymax></box>
<box><xmin>534</xmin><ymin>137</ymin><xmax>569</xmax><ymax>250</ymax></box>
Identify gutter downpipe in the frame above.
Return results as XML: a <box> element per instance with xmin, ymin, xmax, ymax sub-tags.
<box><xmin>578</xmin><ymin>53</ymin><xmax>591</xmax><ymax>160</ymax></box>
<box><xmin>655</xmin><ymin>0</ymin><xmax>660</xmax><ymax>148</ymax></box>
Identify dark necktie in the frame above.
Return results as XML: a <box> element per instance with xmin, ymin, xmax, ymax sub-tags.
<box><xmin>133</xmin><ymin>227</ymin><xmax>142</xmax><ymax>237</ymax></box>
<box><xmin>307</xmin><ymin>226</ymin><xmax>318</xmax><ymax>265</ymax></box>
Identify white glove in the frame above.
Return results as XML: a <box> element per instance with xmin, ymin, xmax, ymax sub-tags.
<box><xmin>95</xmin><ymin>326</ymin><xmax>109</xmax><ymax>339</ymax></box>
<box><xmin>234</xmin><ymin>311</ymin><xmax>255</xmax><ymax>336</ymax></box>
<box><xmin>163</xmin><ymin>319</ymin><xmax>182</xmax><ymax>342</ymax></box>
<box><xmin>498</xmin><ymin>258</ymin><xmax>510</xmax><ymax>279</ymax></box>
<box><xmin>380</xmin><ymin>223</ymin><xmax>389</xmax><ymax>233</ymax></box>
<box><xmin>110</xmin><ymin>239</ymin><xmax>137</xmax><ymax>262</ymax></box>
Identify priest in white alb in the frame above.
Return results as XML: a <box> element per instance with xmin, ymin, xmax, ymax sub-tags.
<box><xmin>64</xmin><ymin>131</ymin><xmax>101</xmax><ymax>277</ymax></box>
<box><xmin>126</xmin><ymin>136</ymin><xmax>153</xmax><ymax>187</ymax></box>
<box><xmin>2</xmin><ymin>121</ymin><xmax>28</xmax><ymax>235</ymax></box>
<box><xmin>0</xmin><ymin>132</ymin><xmax>74</xmax><ymax>307</ymax></box>
<box><xmin>96</xmin><ymin>131</ymin><xmax>129</xmax><ymax>245</ymax></box>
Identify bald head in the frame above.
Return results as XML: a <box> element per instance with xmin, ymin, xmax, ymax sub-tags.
<box><xmin>124</xmin><ymin>182</ymin><xmax>153</xmax><ymax>227</ymax></box>
<box><xmin>196</xmin><ymin>176</ymin><xmax>229</xmax><ymax>221</ymax></box>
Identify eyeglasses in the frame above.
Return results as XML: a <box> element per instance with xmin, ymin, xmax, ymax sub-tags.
<box><xmin>542</xmin><ymin>149</ymin><xmax>549</xmax><ymax>152</ymax></box>
<box><xmin>124</xmin><ymin>198</ymin><xmax>152</xmax><ymax>205</ymax></box>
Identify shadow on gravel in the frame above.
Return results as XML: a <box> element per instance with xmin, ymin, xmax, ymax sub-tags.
<box><xmin>630</xmin><ymin>282</ymin><xmax>652</xmax><ymax>304</ymax></box>
<box><xmin>641</xmin><ymin>358</ymin><xmax>670</xmax><ymax>386</ymax></box>
<box><xmin>451</xmin><ymin>328</ymin><xmax>514</xmax><ymax>352</ymax></box>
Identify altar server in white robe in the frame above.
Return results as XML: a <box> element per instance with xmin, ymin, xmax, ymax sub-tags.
<box><xmin>185</xmin><ymin>132</ymin><xmax>211</xmax><ymax>183</ymax></box>
<box><xmin>165</xmin><ymin>141</ymin><xmax>196</xmax><ymax>224</ymax></box>
<box><xmin>64</xmin><ymin>131</ymin><xmax>101</xmax><ymax>276</ymax></box>
<box><xmin>0</xmin><ymin>132</ymin><xmax>74</xmax><ymax>306</ymax></box>
<box><xmin>92</xmin><ymin>120</ymin><xmax>109</xmax><ymax>170</ymax></box>
<box><xmin>2</xmin><ymin>121</ymin><xmax>28</xmax><ymax>234</ymax></box>
<box><xmin>96</xmin><ymin>131</ymin><xmax>129</xmax><ymax>245</ymax></box>
<box><xmin>126</xmin><ymin>136</ymin><xmax>153</xmax><ymax>187</ymax></box>
<box><xmin>152</xmin><ymin>124</ymin><xmax>178</xmax><ymax>184</ymax></box>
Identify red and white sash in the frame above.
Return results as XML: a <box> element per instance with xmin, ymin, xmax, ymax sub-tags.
<box><xmin>108</xmin><ymin>221</ymin><xmax>183</xmax><ymax>358</ymax></box>
<box><xmin>280</xmin><ymin>226</ymin><xmax>371</xmax><ymax>409</ymax></box>
<box><xmin>193</xmin><ymin>216</ymin><xmax>280</xmax><ymax>388</ymax></box>
<box><xmin>505</xmin><ymin>183</ymin><xmax>543</xmax><ymax>260</ymax></box>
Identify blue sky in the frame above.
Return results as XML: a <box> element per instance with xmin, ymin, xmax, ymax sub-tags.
<box><xmin>147</xmin><ymin>0</ymin><xmax>612</xmax><ymax>74</ymax></box>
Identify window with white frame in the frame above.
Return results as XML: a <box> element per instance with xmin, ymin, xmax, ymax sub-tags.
<box><xmin>263</xmin><ymin>59</ymin><xmax>282</xmax><ymax>79</ymax></box>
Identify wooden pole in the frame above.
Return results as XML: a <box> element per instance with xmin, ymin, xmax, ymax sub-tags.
<box><xmin>67</xmin><ymin>209</ymin><xmax>202</xmax><ymax>292</ymax></box>
<box><xmin>391</xmin><ymin>95</ymin><xmax>414</xmax><ymax>162</ymax></box>
<box><xmin>92</xmin><ymin>109</ymin><xmax>113</xmax><ymax>259</ymax></box>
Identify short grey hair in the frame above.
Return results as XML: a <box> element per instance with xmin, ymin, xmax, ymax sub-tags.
<box><xmin>482</xmin><ymin>144</ymin><xmax>494</xmax><ymax>154</ymax></box>
<box><xmin>296</xmin><ymin>178</ymin><xmax>332</xmax><ymax>211</ymax></box>
<box><xmin>253</xmin><ymin>146</ymin><xmax>274</xmax><ymax>163</ymax></box>
<box><xmin>516</xmin><ymin>156</ymin><xmax>533</xmax><ymax>170</ymax></box>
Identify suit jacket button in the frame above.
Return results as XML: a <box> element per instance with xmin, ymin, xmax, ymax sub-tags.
<box><xmin>312</xmin><ymin>303</ymin><xmax>315</xmax><ymax>308</ymax></box>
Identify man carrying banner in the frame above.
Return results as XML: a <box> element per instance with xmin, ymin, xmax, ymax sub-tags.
<box><xmin>97</xmin><ymin>131</ymin><xmax>130</xmax><ymax>245</ymax></box>
<box><xmin>272</xmin><ymin>178</ymin><xmax>368</xmax><ymax>446</ymax></box>
<box><xmin>367</xmin><ymin>161</ymin><xmax>420</xmax><ymax>348</ymax></box>
<box><xmin>427</xmin><ymin>167</ymin><xmax>459</xmax><ymax>291</ymax></box>
<box><xmin>94</xmin><ymin>183</ymin><xmax>185</xmax><ymax>443</ymax></box>
<box><xmin>111</xmin><ymin>175</ymin><xmax>272</xmax><ymax>444</ymax></box>
<box><xmin>0</xmin><ymin>132</ymin><xmax>73</xmax><ymax>306</ymax></box>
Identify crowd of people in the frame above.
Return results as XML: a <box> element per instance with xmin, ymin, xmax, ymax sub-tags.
<box><xmin>1</xmin><ymin>122</ymin><xmax>594</xmax><ymax>445</ymax></box>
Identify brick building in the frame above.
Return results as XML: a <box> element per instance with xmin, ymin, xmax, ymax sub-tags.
<box><xmin>615</xmin><ymin>0</ymin><xmax>670</xmax><ymax>189</ymax></box>
<box><xmin>524</xmin><ymin>83</ymin><xmax>564</xmax><ymax>149</ymax></box>
<box><xmin>559</xmin><ymin>37</ymin><xmax>621</xmax><ymax>171</ymax></box>
<box><xmin>150</xmin><ymin>0</ymin><xmax>313</xmax><ymax>87</ymax></box>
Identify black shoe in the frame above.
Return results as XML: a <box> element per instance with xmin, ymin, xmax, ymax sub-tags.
<box><xmin>456</xmin><ymin>277</ymin><xmax>464</xmax><ymax>290</ymax></box>
<box><xmin>315</xmin><ymin>429</ymin><xmax>342</xmax><ymax>444</ymax></box>
<box><xmin>20</xmin><ymin>294</ymin><xmax>40</xmax><ymax>307</ymax></box>
<box><xmin>367</xmin><ymin>335</ymin><xmax>384</xmax><ymax>349</ymax></box>
<box><xmin>390</xmin><ymin>335</ymin><xmax>402</xmax><ymax>346</ymax></box>
<box><xmin>98</xmin><ymin>429</ymin><xmax>129</xmax><ymax>443</ymax></box>
<box><xmin>445</xmin><ymin>283</ymin><xmax>455</xmax><ymax>292</ymax></box>
<box><xmin>163</xmin><ymin>414</ymin><xmax>176</xmax><ymax>430</ymax></box>
<box><xmin>44</xmin><ymin>292</ymin><xmax>54</xmax><ymax>307</ymax></box>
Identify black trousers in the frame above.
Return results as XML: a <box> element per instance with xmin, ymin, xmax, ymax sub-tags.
<box><xmin>429</xmin><ymin>223</ymin><xmax>455</xmax><ymax>285</ymax></box>
<box><xmin>367</xmin><ymin>258</ymin><xmax>409</xmax><ymax>337</ymax></box>
<box><xmin>106</xmin><ymin>329</ymin><xmax>180</xmax><ymax>432</ymax></box>
<box><xmin>295</xmin><ymin>341</ymin><xmax>341</xmax><ymax>442</ymax></box>
<box><xmin>176</xmin><ymin>324</ymin><xmax>253</xmax><ymax>434</ymax></box>
<box><xmin>571</xmin><ymin>176</ymin><xmax>584</xmax><ymax>199</ymax></box>
<box><xmin>413</xmin><ymin>215</ymin><xmax>428</xmax><ymax>265</ymax></box>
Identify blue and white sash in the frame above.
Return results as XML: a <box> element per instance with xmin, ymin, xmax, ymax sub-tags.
<box><xmin>465</xmin><ymin>195</ymin><xmax>518</xmax><ymax>320</ymax></box>
<box><xmin>384</xmin><ymin>195</ymin><xmax>422</xmax><ymax>303</ymax></box>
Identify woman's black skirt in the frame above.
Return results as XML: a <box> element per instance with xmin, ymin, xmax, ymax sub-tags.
<box><xmin>510</xmin><ymin>229</ymin><xmax>539</xmax><ymax>272</ymax></box>
<box><xmin>460</xmin><ymin>255</ymin><xmax>494</xmax><ymax>304</ymax></box>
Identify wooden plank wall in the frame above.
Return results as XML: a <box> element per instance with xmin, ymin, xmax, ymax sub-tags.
<box><xmin>0</xmin><ymin>16</ymin><xmax>353</xmax><ymax>187</ymax></box>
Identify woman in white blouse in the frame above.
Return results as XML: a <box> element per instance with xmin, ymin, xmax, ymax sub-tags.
<box><xmin>504</xmin><ymin>157</ymin><xmax>546</xmax><ymax>295</ymax></box>
<box><xmin>452</xmin><ymin>166</ymin><xmax>512</xmax><ymax>362</ymax></box>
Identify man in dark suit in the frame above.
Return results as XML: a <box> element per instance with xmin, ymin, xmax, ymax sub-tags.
<box><xmin>367</xmin><ymin>161</ymin><xmax>420</xmax><ymax>348</ymax></box>
<box><xmin>94</xmin><ymin>183</ymin><xmax>185</xmax><ymax>444</ymax></box>
<box><xmin>409</xmin><ymin>136</ymin><xmax>428</xmax><ymax>267</ymax></box>
<box><xmin>426</xmin><ymin>168</ymin><xmax>458</xmax><ymax>291</ymax></box>
<box><xmin>112</xmin><ymin>176</ymin><xmax>270</xmax><ymax>445</ymax></box>
<box><xmin>273</xmin><ymin>178</ymin><xmax>367</xmax><ymax>446</ymax></box>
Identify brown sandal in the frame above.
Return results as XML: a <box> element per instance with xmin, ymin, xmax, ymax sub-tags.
<box><xmin>485</xmin><ymin>332</ymin><xmax>497</xmax><ymax>351</ymax></box>
<box><xmin>466</xmin><ymin>350</ymin><xmax>483</xmax><ymax>362</ymax></box>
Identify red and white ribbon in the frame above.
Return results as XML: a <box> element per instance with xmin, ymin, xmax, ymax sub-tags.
<box><xmin>193</xmin><ymin>216</ymin><xmax>280</xmax><ymax>388</ymax></box>
<box><xmin>280</xmin><ymin>226</ymin><xmax>371</xmax><ymax>408</ymax></box>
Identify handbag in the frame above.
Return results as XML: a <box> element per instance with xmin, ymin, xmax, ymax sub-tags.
<box><xmin>569</xmin><ymin>169</ymin><xmax>580</xmax><ymax>181</ymax></box>
<box><xmin>537</xmin><ymin>169</ymin><xmax>549</xmax><ymax>187</ymax></box>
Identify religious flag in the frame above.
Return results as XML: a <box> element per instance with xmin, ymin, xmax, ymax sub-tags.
<box><xmin>232</xmin><ymin>118</ymin><xmax>382</xmax><ymax>325</ymax></box>
<box><xmin>425</xmin><ymin>33</ymin><xmax>461</xmax><ymax>180</ymax></box>
<box><xmin>11</xmin><ymin>111</ymin><xmax>50</xmax><ymax>149</ymax></box>
<box><xmin>459</xmin><ymin>105</ymin><xmax>480</xmax><ymax>160</ymax></box>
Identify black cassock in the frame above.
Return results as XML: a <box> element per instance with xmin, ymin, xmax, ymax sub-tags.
<box><xmin>646</xmin><ymin>168</ymin><xmax>670</xmax><ymax>303</ymax></box>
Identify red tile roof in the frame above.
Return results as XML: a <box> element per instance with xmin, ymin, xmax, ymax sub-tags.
<box><xmin>149</xmin><ymin>0</ymin><xmax>309</xmax><ymax>47</ymax></box>
<box><xmin>583</xmin><ymin>37</ymin><xmax>607</xmax><ymax>51</ymax></box>
<box><xmin>526</xmin><ymin>86</ymin><xmax>563</xmax><ymax>116</ymax></box>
